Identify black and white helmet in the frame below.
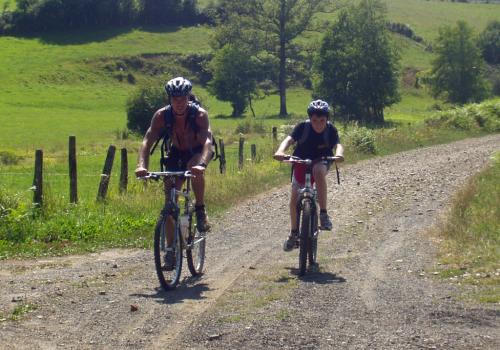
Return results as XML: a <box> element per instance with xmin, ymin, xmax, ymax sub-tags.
<box><xmin>165</xmin><ymin>77</ymin><xmax>192</xmax><ymax>97</ymax></box>
<box><xmin>307</xmin><ymin>99</ymin><xmax>330</xmax><ymax>117</ymax></box>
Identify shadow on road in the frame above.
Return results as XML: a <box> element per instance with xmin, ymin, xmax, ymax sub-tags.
<box><xmin>131</xmin><ymin>276</ymin><xmax>212</xmax><ymax>305</ymax></box>
<box><xmin>285</xmin><ymin>267</ymin><xmax>347</xmax><ymax>284</ymax></box>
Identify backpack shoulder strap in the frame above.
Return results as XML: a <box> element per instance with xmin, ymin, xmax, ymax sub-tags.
<box><xmin>164</xmin><ymin>105</ymin><xmax>174</xmax><ymax>133</ymax></box>
<box><xmin>187</xmin><ymin>103</ymin><xmax>200</xmax><ymax>134</ymax></box>
<box><xmin>150</xmin><ymin>107</ymin><xmax>173</xmax><ymax>156</ymax></box>
<box><xmin>297</xmin><ymin>120</ymin><xmax>311</xmax><ymax>145</ymax></box>
<box><xmin>324</xmin><ymin>121</ymin><xmax>333</xmax><ymax>148</ymax></box>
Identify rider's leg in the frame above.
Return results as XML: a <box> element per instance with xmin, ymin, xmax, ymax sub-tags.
<box><xmin>187</xmin><ymin>153</ymin><xmax>211</xmax><ymax>231</ymax></box>
<box><xmin>187</xmin><ymin>153</ymin><xmax>206</xmax><ymax>205</ymax></box>
<box><xmin>289</xmin><ymin>184</ymin><xmax>299</xmax><ymax>231</ymax></box>
<box><xmin>313</xmin><ymin>162</ymin><xmax>332</xmax><ymax>230</ymax></box>
<box><xmin>313</xmin><ymin>162</ymin><xmax>328</xmax><ymax>210</ymax></box>
<box><xmin>284</xmin><ymin>183</ymin><xmax>300</xmax><ymax>252</ymax></box>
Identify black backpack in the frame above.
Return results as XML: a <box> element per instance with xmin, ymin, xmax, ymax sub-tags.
<box><xmin>150</xmin><ymin>103</ymin><xmax>218</xmax><ymax>171</ymax></box>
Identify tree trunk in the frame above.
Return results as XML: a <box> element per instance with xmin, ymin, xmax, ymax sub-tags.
<box><xmin>248</xmin><ymin>94</ymin><xmax>256</xmax><ymax>118</ymax></box>
<box><xmin>278</xmin><ymin>0</ymin><xmax>288</xmax><ymax>117</ymax></box>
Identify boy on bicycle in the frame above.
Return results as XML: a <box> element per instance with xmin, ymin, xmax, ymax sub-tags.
<box><xmin>274</xmin><ymin>100</ymin><xmax>344</xmax><ymax>251</ymax></box>
<box><xmin>135</xmin><ymin>77</ymin><xmax>213</xmax><ymax>267</ymax></box>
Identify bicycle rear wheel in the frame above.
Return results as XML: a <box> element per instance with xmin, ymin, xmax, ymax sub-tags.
<box><xmin>154</xmin><ymin>214</ymin><xmax>183</xmax><ymax>290</ymax></box>
<box><xmin>299</xmin><ymin>200</ymin><xmax>312</xmax><ymax>276</ymax></box>
<box><xmin>186</xmin><ymin>214</ymin><xmax>206</xmax><ymax>276</ymax></box>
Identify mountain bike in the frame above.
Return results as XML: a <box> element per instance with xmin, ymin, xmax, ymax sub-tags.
<box><xmin>139</xmin><ymin>171</ymin><xmax>206</xmax><ymax>290</ymax></box>
<box><xmin>281</xmin><ymin>156</ymin><xmax>341</xmax><ymax>276</ymax></box>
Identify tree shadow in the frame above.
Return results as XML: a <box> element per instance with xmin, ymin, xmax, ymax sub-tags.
<box><xmin>285</xmin><ymin>267</ymin><xmax>347</xmax><ymax>284</ymax></box>
<box><xmin>12</xmin><ymin>25</ymin><xmax>181</xmax><ymax>46</ymax></box>
<box><xmin>130</xmin><ymin>275</ymin><xmax>211</xmax><ymax>305</ymax></box>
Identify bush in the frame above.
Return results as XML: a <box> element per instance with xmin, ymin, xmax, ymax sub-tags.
<box><xmin>0</xmin><ymin>189</ymin><xmax>34</xmax><ymax>244</ymax></box>
<box><xmin>126</xmin><ymin>85</ymin><xmax>166</xmax><ymax>134</ymax></box>
<box><xmin>425</xmin><ymin>101</ymin><xmax>500</xmax><ymax>132</ymax></box>
<box><xmin>344</xmin><ymin>123</ymin><xmax>377</xmax><ymax>154</ymax></box>
<box><xmin>0</xmin><ymin>151</ymin><xmax>23</xmax><ymax>165</ymax></box>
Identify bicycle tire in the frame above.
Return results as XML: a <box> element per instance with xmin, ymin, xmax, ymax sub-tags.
<box><xmin>154</xmin><ymin>214</ymin><xmax>183</xmax><ymax>290</ymax></box>
<box><xmin>186</xmin><ymin>213</ymin><xmax>205</xmax><ymax>276</ymax></box>
<box><xmin>299</xmin><ymin>199</ymin><xmax>312</xmax><ymax>276</ymax></box>
<box><xmin>309</xmin><ymin>208</ymin><xmax>318</xmax><ymax>266</ymax></box>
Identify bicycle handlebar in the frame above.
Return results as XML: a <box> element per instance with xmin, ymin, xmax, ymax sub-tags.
<box><xmin>281</xmin><ymin>155</ymin><xmax>343</xmax><ymax>164</ymax></box>
<box><xmin>137</xmin><ymin>171</ymin><xmax>194</xmax><ymax>181</ymax></box>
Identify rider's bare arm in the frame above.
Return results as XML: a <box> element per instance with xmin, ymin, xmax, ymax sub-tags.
<box><xmin>274</xmin><ymin>135</ymin><xmax>296</xmax><ymax>160</ymax></box>
<box><xmin>195</xmin><ymin>108</ymin><xmax>212</xmax><ymax>166</ymax></box>
<box><xmin>136</xmin><ymin>109</ymin><xmax>165</xmax><ymax>176</ymax></box>
<box><xmin>334</xmin><ymin>143</ymin><xmax>345</xmax><ymax>162</ymax></box>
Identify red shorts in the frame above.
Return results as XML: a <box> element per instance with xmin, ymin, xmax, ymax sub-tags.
<box><xmin>292</xmin><ymin>164</ymin><xmax>314</xmax><ymax>187</ymax></box>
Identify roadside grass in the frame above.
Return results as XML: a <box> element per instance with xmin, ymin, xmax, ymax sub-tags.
<box><xmin>436</xmin><ymin>152</ymin><xmax>500</xmax><ymax>303</ymax></box>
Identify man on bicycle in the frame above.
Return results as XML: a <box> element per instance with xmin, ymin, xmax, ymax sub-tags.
<box><xmin>135</xmin><ymin>77</ymin><xmax>213</xmax><ymax>264</ymax></box>
<box><xmin>274</xmin><ymin>100</ymin><xmax>344</xmax><ymax>251</ymax></box>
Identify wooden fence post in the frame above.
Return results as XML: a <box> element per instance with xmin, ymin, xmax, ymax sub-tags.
<box><xmin>272</xmin><ymin>127</ymin><xmax>277</xmax><ymax>141</ymax></box>
<box><xmin>97</xmin><ymin>145</ymin><xmax>116</xmax><ymax>201</ymax></box>
<box><xmin>33</xmin><ymin>150</ymin><xmax>43</xmax><ymax>207</ymax></box>
<box><xmin>120</xmin><ymin>148</ymin><xmax>128</xmax><ymax>194</ymax></box>
<box><xmin>238</xmin><ymin>137</ymin><xmax>245</xmax><ymax>170</ymax></box>
<box><xmin>219</xmin><ymin>139</ymin><xmax>226</xmax><ymax>174</ymax></box>
<box><xmin>251</xmin><ymin>144</ymin><xmax>257</xmax><ymax>162</ymax></box>
<box><xmin>69</xmin><ymin>136</ymin><xmax>78</xmax><ymax>204</ymax></box>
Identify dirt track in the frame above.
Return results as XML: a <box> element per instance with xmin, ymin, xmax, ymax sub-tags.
<box><xmin>1</xmin><ymin>134</ymin><xmax>499</xmax><ymax>349</ymax></box>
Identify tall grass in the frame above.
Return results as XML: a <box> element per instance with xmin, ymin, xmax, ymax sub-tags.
<box><xmin>436</xmin><ymin>153</ymin><xmax>500</xmax><ymax>303</ymax></box>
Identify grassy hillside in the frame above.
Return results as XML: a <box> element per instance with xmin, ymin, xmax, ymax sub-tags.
<box><xmin>1</xmin><ymin>0</ymin><xmax>497</xmax><ymax>150</ymax></box>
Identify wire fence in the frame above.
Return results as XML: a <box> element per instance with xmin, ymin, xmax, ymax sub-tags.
<box><xmin>0</xmin><ymin>132</ymin><xmax>282</xmax><ymax>204</ymax></box>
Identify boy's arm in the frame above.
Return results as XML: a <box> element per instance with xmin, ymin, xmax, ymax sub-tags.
<box><xmin>334</xmin><ymin>143</ymin><xmax>345</xmax><ymax>162</ymax></box>
<box><xmin>274</xmin><ymin>136</ymin><xmax>295</xmax><ymax>161</ymax></box>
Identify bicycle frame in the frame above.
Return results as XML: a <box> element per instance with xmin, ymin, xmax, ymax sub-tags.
<box><xmin>139</xmin><ymin>170</ymin><xmax>207</xmax><ymax>290</ymax></box>
<box><xmin>293</xmin><ymin>159</ymin><xmax>319</xmax><ymax>239</ymax></box>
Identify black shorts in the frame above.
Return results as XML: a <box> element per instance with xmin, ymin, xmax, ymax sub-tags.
<box><xmin>164</xmin><ymin>146</ymin><xmax>204</xmax><ymax>171</ymax></box>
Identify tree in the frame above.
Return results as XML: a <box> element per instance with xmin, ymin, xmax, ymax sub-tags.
<box><xmin>213</xmin><ymin>0</ymin><xmax>330</xmax><ymax>117</ymax></box>
<box><xmin>126</xmin><ymin>85</ymin><xmax>166</xmax><ymax>134</ymax></box>
<box><xmin>208</xmin><ymin>44</ymin><xmax>260</xmax><ymax>117</ymax></box>
<box><xmin>478</xmin><ymin>20</ymin><xmax>500</xmax><ymax>65</ymax></box>
<box><xmin>314</xmin><ymin>0</ymin><xmax>400</xmax><ymax>123</ymax></box>
<box><xmin>430</xmin><ymin>21</ymin><xmax>488</xmax><ymax>104</ymax></box>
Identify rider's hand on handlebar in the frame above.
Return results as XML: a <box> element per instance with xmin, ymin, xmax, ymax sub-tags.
<box><xmin>273</xmin><ymin>153</ymin><xmax>288</xmax><ymax>162</ymax></box>
<box><xmin>334</xmin><ymin>155</ymin><xmax>345</xmax><ymax>163</ymax></box>
<box><xmin>135</xmin><ymin>166</ymin><xmax>148</xmax><ymax>178</ymax></box>
<box><xmin>191</xmin><ymin>164</ymin><xmax>206</xmax><ymax>176</ymax></box>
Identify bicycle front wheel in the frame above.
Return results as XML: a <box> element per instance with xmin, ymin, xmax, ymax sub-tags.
<box><xmin>186</xmin><ymin>216</ymin><xmax>206</xmax><ymax>276</ymax></box>
<box><xmin>154</xmin><ymin>214</ymin><xmax>183</xmax><ymax>290</ymax></box>
<box><xmin>299</xmin><ymin>199</ymin><xmax>312</xmax><ymax>276</ymax></box>
<box><xmin>309</xmin><ymin>208</ymin><xmax>318</xmax><ymax>266</ymax></box>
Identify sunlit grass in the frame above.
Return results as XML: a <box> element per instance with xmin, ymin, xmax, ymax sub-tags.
<box><xmin>437</xmin><ymin>153</ymin><xmax>500</xmax><ymax>303</ymax></box>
